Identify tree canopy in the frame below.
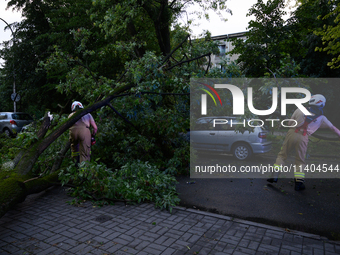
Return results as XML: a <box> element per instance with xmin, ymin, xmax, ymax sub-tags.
<box><xmin>315</xmin><ymin>0</ymin><xmax>340</xmax><ymax>69</ymax></box>
<box><xmin>0</xmin><ymin>0</ymin><xmax>230</xmax><ymax>216</ymax></box>
<box><xmin>229</xmin><ymin>0</ymin><xmax>287</xmax><ymax>77</ymax></box>
<box><xmin>230</xmin><ymin>0</ymin><xmax>340</xmax><ymax>77</ymax></box>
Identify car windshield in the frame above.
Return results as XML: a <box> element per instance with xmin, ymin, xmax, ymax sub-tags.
<box><xmin>11</xmin><ymin>113</ymin><xmax>33</xmax><ymax>121</ymax></box>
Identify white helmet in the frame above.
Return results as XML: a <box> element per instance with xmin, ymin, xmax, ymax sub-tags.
<box><xmin>309</xmin><ymin>94</ymin><xmax>326</xmax><ymax>108</ymax></box>
<box><xmin>71</xmin><ymin>101</ymin><xmax>84</xmax><ymax>112</ymax></box>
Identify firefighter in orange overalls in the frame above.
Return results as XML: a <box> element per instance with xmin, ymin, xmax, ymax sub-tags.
<box><xmin>267</xmin><ymin>94</ymin><xmax>340</xmax><ymax>191</ymax></box>
<box><xmin>69</xmin><ymin>101</ymin><xmax>98</xmax><ymax>164</ymax></box>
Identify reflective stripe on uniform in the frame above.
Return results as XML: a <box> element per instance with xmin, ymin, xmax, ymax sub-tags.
<box><xmin>294</xmin><ymin>172</ymin><xmax>305</xmax><ymax>179</ymax></box>
<box><xmin>273</xmin><ymin>164</ymin><xmax>281</xmax><ymax>171</ymax></box>
<box><xmin>71</xmin><ymin>151</ymin><xmax>79</xmax><ymax>157</ymax></box>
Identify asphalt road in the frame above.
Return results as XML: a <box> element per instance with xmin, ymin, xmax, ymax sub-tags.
<box><xmin>176</xmin><ymin>153</ymin><xmax>340</xmax><ymax>241</ymax></box>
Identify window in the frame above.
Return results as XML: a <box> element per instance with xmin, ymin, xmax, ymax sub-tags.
<box><xmin>0</xmin><ymin>114</ymin><xmax>7</xmax><ymax>120</ymax></box>
<box><xmin>194</xmin><ymin>118</ymin><xmax>214</xmax><ymax>130</ymax></box>
<box><xmin>11</xmin><ymin>113</ymin><xmax>33</xmax><ymax>120</ymax></box>
<box><xmin>214</xmin><ymin>119</ymin><xmax>235</xmax><ymax>130</ymax></box>
<box><xmin>218</xmin><ymin>45</ymin><xmax>226</xmax><ymax>56</ymax></box>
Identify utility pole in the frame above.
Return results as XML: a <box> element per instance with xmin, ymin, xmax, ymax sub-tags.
<box><xmin>0</xmin><ymin>17</ymin><xmax>16</xmax><ymax>112</ymax></box>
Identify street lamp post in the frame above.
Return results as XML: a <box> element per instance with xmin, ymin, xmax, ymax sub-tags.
<box><xmin>0</xmin><ymin>17</ymin><xmax>16</xmax><ymax>112</ymax></box>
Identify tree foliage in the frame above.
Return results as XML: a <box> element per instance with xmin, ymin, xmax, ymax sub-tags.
<box><xmin>230</xmin><ymin>0</ymin><xmax>288</xmax><ymax>77</ymax></box>
<box><xmin>315</xmin><ymin>1</ymin><xmax>340</xmax><ymax>69</ymax></box>
<box><xmin>229</xmin><ymin>0</ymin><xmax>340</xmax><ymax>78</ymax></box>
<box><xmin>59</xmin><ymin>160</ymin><xmax>180</xmax><ymax>212</ymax></box>
<box><xmin>286</xmin><ymin>0</ymin><xmax>340</xmax><ymax>77</ymax></box>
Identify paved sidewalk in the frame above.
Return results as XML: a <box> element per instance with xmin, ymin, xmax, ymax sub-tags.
<box><xmin>0</xmin><ymin>187</ymin><xmax>339</xmax><ymax>255</ymax></box>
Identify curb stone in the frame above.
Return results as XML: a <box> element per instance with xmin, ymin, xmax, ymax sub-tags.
<box><xmin>174</xmin><ymin>206</ymin><xmax>340</xmax><ymax>245</ymax></box>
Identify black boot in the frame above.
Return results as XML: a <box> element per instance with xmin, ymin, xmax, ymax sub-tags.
<box><xmin>267</xmin><ymin>178</ymin><xmax>278</xmax><ymax>183</ymax></box>
<box><xmin>294</xmin><ymin>180</ymin><xmax>305</xmax><ymax>191</ymax></box>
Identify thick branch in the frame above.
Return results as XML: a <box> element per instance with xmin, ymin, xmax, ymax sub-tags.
<box><xmin>0</xmin><ymin>172</ymin><xmax>60</xmax><ymax>218</ymax></box>
<box><xmin>51</xmin><ymin>141</ymin><xmax>71</xmax><ymax>172</ymax></box>
<box><xmin>161</xmin><ymin>34</ymin><xmax>190</xmax><ymax>65</ymax></box>
<box><xmin>37</xmin><ymin>112</ymin><xmax>53</xmax><ymax>140</ymax></box>
<box><xmin>127</xmin><ymin>22</ymin><xmax>146</xmax><ymax>58</ymax></box>
<box><xmin>205</xmin><ymin>54</ymin><xmax>211</xmax><ymax>75</ymax></box>
<box><xmin>165</xmin><ymin>53</ymin><xmax>211</xmax><ymax>71</ymax></box>
<box><xmin>11</xmin><ymin>112</ymin><xmax>53</xmax><ymax>170</ymax></box>
<box><xmin>140</xmin><ymin>92</ymin><xmax>189</xmax><ymax>96</ymax></box>
<box><xmin>15</xmin><ymin>83</ymin><xmax>134</xmax><ymax>176</ymax></box>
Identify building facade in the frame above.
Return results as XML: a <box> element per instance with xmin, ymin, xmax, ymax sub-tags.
<box><xmin>209</xmin><ymin>32</ymin><xmax>246</xmax><ymax>69</ymax></box>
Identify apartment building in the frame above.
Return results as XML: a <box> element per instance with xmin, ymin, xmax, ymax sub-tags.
<box><xmin>210</xmin><ymin>32</ymin><xmax>246</xmax><ymax>69</ymax></box>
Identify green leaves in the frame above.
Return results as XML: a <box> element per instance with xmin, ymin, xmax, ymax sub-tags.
<box><xmin>59</xmin><ymin>160</ymin><xmax>180</xmax><ymax>211</ymax></box>
<box><xmin>230</xmin><ymin>0</ymin><xmax>289</xmax><ymax>77</ymax></box>
<box><xmin>1</xmin><ymin>0</ymin><xmax>225</xmax><ymax>213</ymax></box>
<box><xmin>315</xmin><ymin>1</ymin><xmax>340</xmax><ymax>69</ymax></box>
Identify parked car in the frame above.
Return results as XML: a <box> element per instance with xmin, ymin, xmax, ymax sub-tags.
<box><xmin>0</xmin><ymin>112</ymin><xmax>34</xmax><ymax>137</ymax></box>
<box><xmin>190</xmin><ymin>116</ymin><xmax>272</xmax><ymax>160</ymax></box>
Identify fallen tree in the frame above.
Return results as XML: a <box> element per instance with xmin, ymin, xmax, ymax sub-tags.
<box><xmin>0</xmin><ymin>46</ymin><xmax>214</xmax><ymax>218</ymax></box>
<box><xmin>1</xmin><ymin>89</ymin><xmax>128</xmax><ymax>217</ymax></box>
<box><xmin>0</xmin><ymin>0</ymin><xmax>227</xmax><ymax>217</ymax></box>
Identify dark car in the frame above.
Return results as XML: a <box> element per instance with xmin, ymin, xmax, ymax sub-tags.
<box><xmin>0</xmin><ymin>112</ymin><xmax>34</xmax><ymax>137</ymax></box>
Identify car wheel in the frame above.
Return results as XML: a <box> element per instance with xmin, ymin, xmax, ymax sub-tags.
<box><xmin>4</xmin><ymin>129</ymin><xmax>12</xmax><ymax>137</ymax></box>
<box><xmin>232</xmin><ymin>143</ymin><xmax>252</xmax><ymax>160</ymax></box>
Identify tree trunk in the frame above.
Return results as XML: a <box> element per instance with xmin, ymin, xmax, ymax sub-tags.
<box><xmin>51</xmin><ymin>141</ymin><xmax>71</xmax><ymax>172</ymax></box>
<box><xmin>127</xmin><ymin>22</ymin><xmax>146</xmax><ymax>58</ymax></box>
<box><xmin>143</xmin><ymin>0</ymin><xmax>171</xmax><ymax>56</ymax></box>
<box><xmin>0</xmin><ymin>171</ymin><xmax>59</xmax><ymax>218</ymax></box>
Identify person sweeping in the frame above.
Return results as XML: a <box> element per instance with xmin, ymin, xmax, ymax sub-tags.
<box><xmin>267</xmin><ymin>94</ymin><xmax>340</xmax><ymax>191</ymax></box>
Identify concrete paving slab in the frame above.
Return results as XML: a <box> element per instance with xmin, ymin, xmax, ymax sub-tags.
<box><xmin>0</xmin><ymin>186</ymin><xmax>339</xmax><ymax>255</ymax></box>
